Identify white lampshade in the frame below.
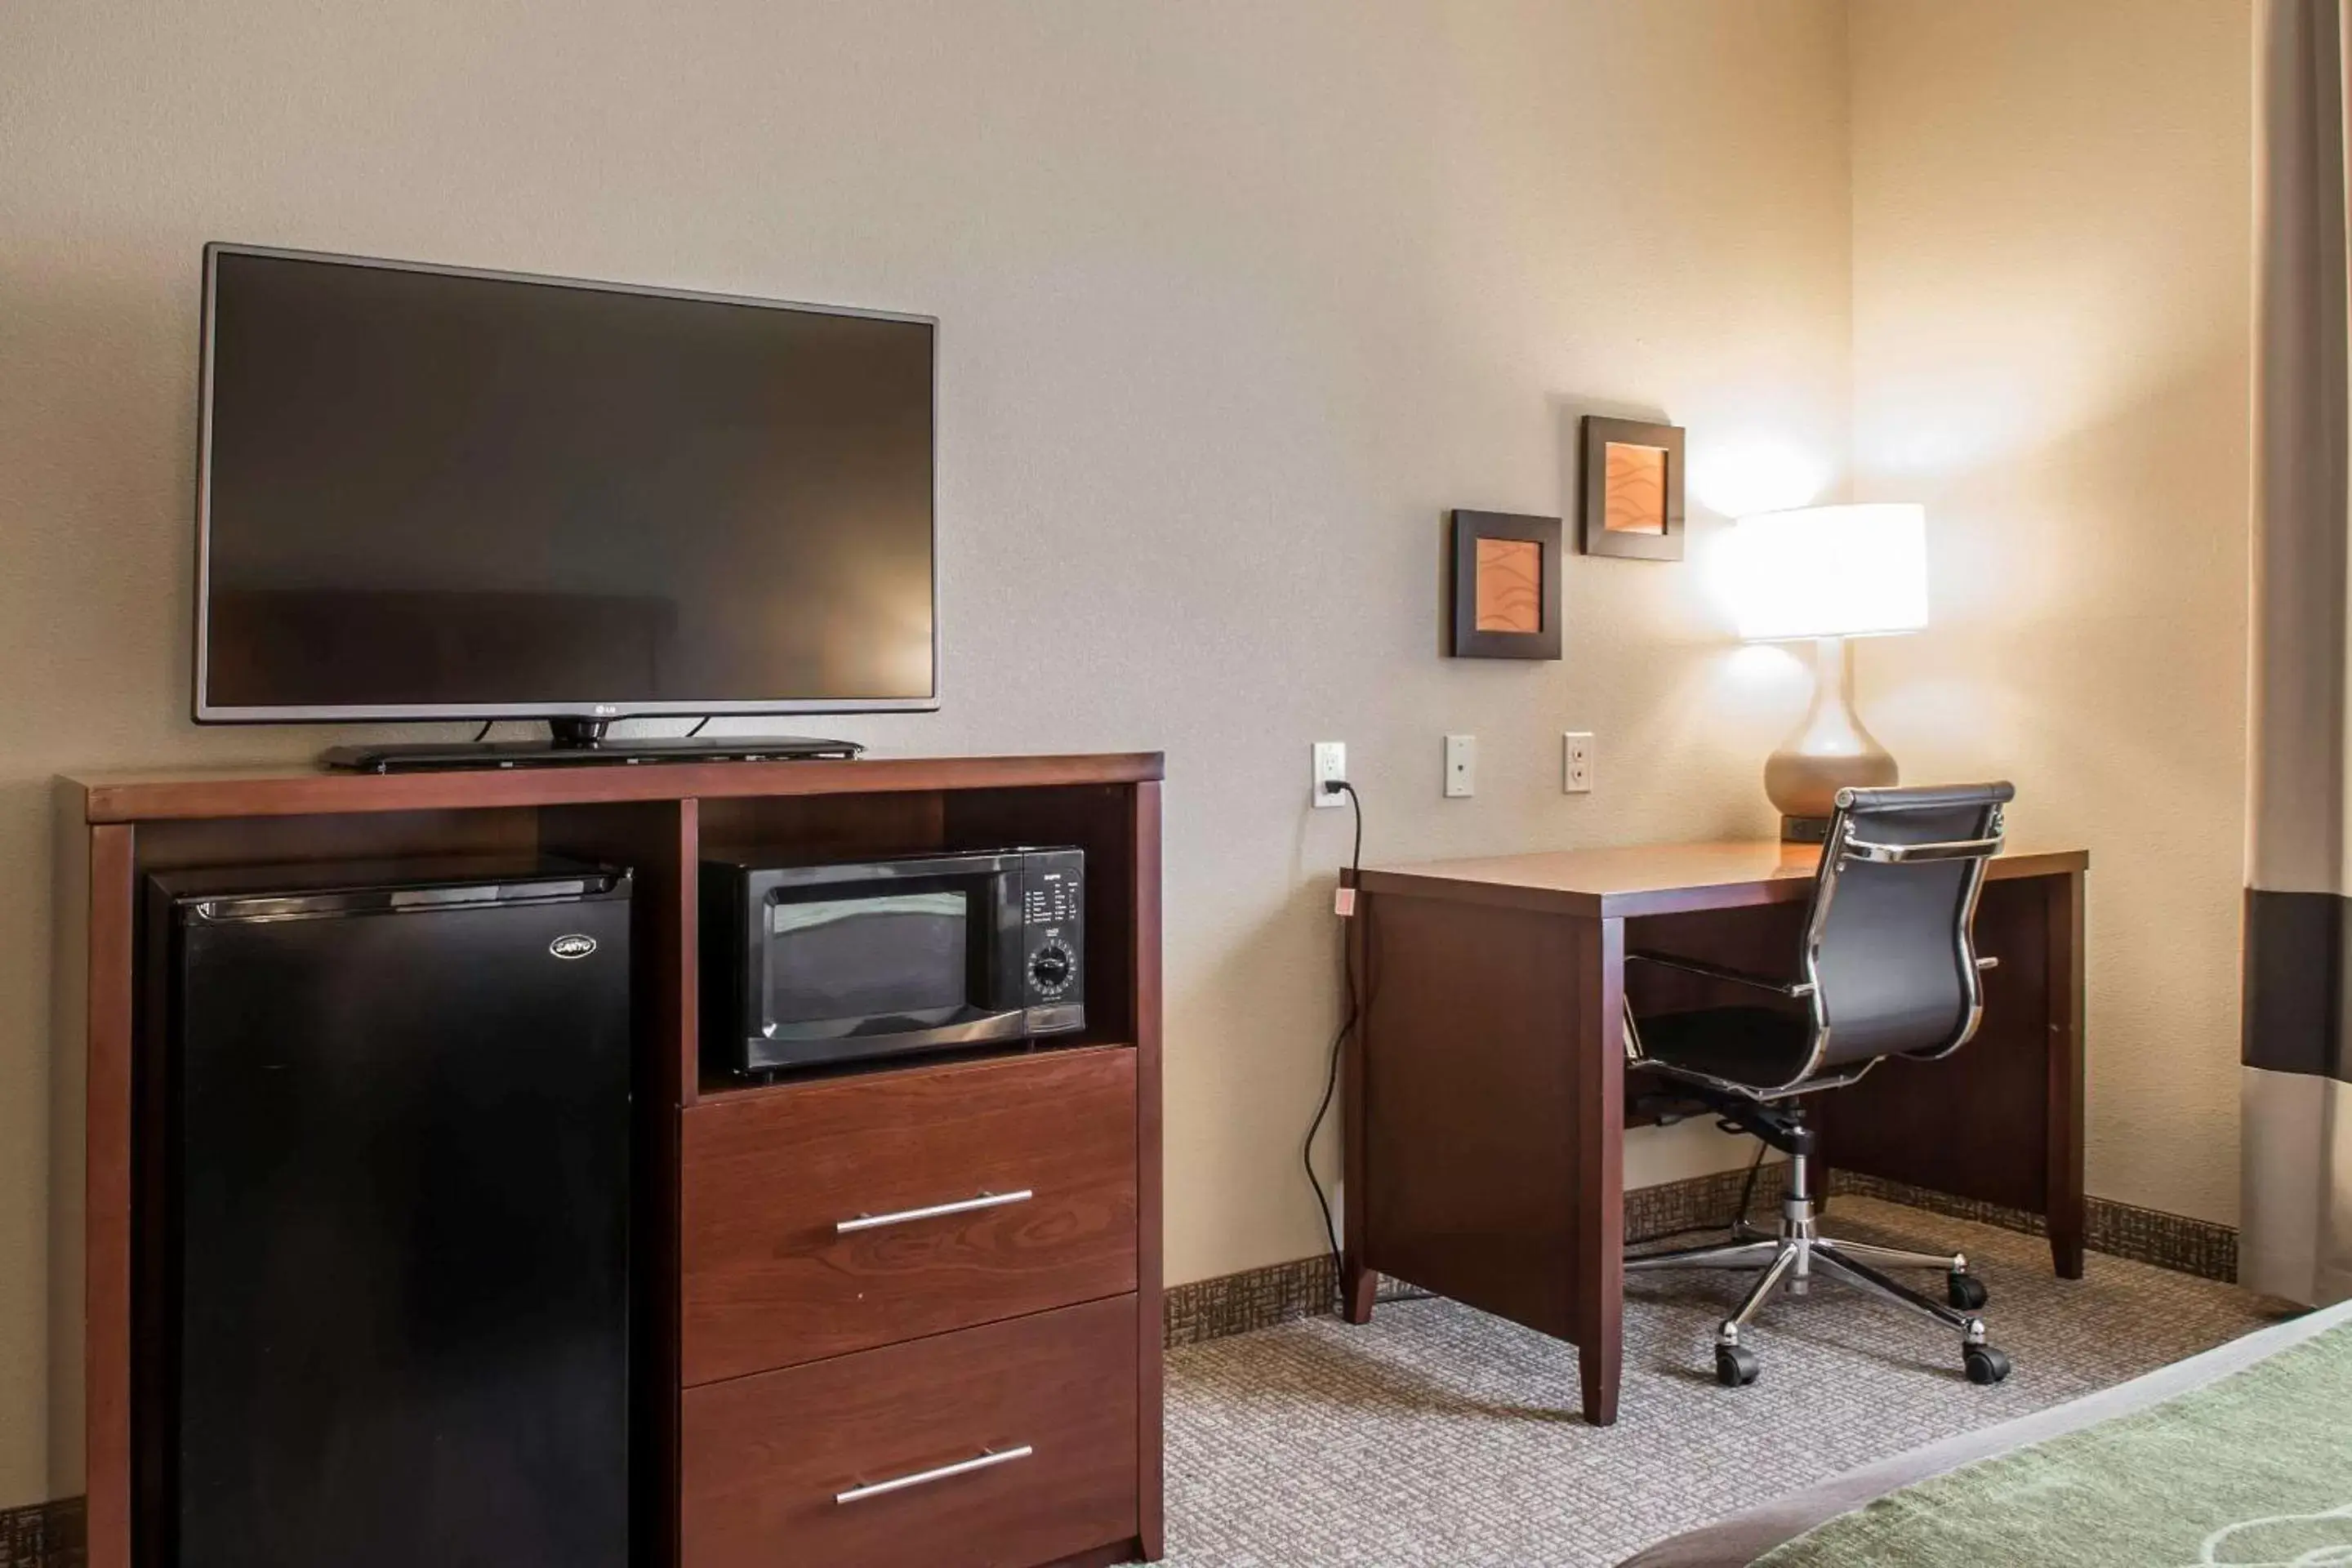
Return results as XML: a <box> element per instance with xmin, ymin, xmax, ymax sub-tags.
<box><xmin>1731</xmin><ymin>503</ymin><xmax>1929</xmax><ymax>641</ymax></box>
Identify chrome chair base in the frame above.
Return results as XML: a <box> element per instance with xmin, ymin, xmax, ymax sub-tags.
<box><xmin>1628</xmin><ymin>1185</ymin><xmax>2012</xmax><ymax>1387</ymax></box>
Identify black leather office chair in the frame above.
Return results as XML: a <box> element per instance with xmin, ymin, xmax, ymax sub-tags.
<box><xmin>1624</xmin><ymin>782</ymin><xmax>2016</xmax><ymax>1389</ymax></box>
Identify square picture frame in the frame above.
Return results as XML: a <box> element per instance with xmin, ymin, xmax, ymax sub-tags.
<box><xmin>1579</xmin><ymin>416</ymin><xmax>1686</xmax><ymax>561</ymax></box>
<box><xmin>1448</xmin><ymin>510</ymin><xmax>1562</xmax><ymax>660</ymax></box>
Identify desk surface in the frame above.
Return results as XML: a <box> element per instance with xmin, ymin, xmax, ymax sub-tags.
<box><xmin>1357</xmin><ymin>838</ymin><xmax>2088</xmax><ymax>920</ymax></box>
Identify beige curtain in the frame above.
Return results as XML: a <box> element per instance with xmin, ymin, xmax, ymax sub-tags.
<box><xmin>2247</xmin><ymin>0</ymin><xmax>2352</xmax><ymax>1307</ymax></box>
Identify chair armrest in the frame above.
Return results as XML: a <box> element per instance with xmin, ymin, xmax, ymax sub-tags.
<box><xmin>1840</xmin><ymin>834</ymin><xmax>2005</xmax><ymax>865</ymax></box>
<box><xmin>1625</xmin><ymin>951</ymin><xmax>1815</xmax><ymax>999</ymax></box>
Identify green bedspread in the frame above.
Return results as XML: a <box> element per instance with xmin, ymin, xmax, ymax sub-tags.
<box><xmin>1757</xmin><ymin>1316</ymin><xmax>2352</xmax><ymax>1567</ymax></box>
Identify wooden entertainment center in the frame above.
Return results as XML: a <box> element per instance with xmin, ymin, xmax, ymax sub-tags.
<box><xmin>54</xmin><ymin>752</ymin><xmax>1165</xmax><ymax>1568</ymax></box>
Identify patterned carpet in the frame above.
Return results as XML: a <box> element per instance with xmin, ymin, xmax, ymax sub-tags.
<box><xmin>1161</xmin><ymin>1196</ymin><xmax>2292</xmax><ymax>1567</ymax></box>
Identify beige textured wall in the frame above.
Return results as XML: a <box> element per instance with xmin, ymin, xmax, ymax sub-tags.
<box><xmin>1849</xmin><ymin>2</ymin><xmax>2255</xmax><ymax>1225</ymax></box>
<box><xmin>0</xmin><ymin>1</ymin><xmax>1854</xmax><ymax>1502</ymax></box>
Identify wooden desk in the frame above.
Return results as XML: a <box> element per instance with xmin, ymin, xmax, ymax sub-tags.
<box><xmin>1339</xmin><ymin>839</ymin><xmax>2087</xmax><ymax>1427</ymax></box>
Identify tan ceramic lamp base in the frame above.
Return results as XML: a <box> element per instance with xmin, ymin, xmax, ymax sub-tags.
<box><xmin>1766</xmin><ymin>636</ymin><xmax>1898</xmax><ymax>841</ymax></box>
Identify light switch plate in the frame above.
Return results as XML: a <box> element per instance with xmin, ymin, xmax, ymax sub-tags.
<box><xmin>1445</xmin><ymin>734</ymin><xmax>1476</xmax><ymax>798</ymax></box>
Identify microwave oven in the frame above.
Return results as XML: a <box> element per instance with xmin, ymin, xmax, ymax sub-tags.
<box><xmin>702</xmin><ymin>847</ymin><xmax>1085</xmax><ymax>1075</ymax></box>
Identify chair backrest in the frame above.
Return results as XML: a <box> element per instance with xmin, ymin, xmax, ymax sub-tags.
<box><xmin>1800</xmin><ymin>782</ymin><xmax>2014</xmax><ymax>1080</ymax></box>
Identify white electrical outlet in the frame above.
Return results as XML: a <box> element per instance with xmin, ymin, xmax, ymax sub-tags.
<box><xmin>1563</xmin><ymin>732</ymin><xmax>1595</xmax><ymax>794</ymax></box>
<box><xmin>1312</xmin><ymin>741</ymin><xmax>1348</xmax><ymax>808</ymax></box>
<box><xmin>1444</xmin><ymin>734</ymin><xmax>1476</xmax><ymax>798</ymax></box>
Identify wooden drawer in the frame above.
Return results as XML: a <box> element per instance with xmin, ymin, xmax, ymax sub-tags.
<box><xmin>681</xmin><ymin>1294</ymin><xmax>1140</xmax><ymax>1568</ymax></box>
<box><xmin>681</xmin><ymin>1046</ymin><xmax>1138</xmax><ymax>1384</ymax></box>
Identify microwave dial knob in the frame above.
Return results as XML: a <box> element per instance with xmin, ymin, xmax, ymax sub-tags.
<box><xmin>1030</xmin><ymin>942</ymin><xmax>1074</xmax><ymax>994</ymax></box>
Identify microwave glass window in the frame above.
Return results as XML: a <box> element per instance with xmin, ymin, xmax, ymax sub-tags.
<box><xmin>766</xmin><ymin>891</ymin><xmax>969</xmax><ymax>1031</ymax></box>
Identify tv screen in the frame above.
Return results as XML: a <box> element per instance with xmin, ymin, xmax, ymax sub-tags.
<box><xmin>195</xmin><ymin>246</ymin><xmax>937</xmax><ymax>723</ymax></box>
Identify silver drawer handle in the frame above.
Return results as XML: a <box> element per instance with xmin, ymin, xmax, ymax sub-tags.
<box><xmin>835</xmin><ymin>1445</ymin><xmax>1033</xmax><ymax>1504</ymax></box>
<box><xmin>835</xmin><ymin>1189</ymin><xmax>1033</xmax><ymax>1235</ymax></box>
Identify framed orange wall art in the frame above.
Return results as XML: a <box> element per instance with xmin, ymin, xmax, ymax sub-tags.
<box><xmin>1579</xmin><ymin>416</ymin><xmax>1685</xmax><ymax>561</ymax></box>
<box><xmin>1448</xmin><ymin>510</ymin><xmax>1561</xmax><ymax>659</ymax></box>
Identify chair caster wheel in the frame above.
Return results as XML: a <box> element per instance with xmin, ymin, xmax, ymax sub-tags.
<box><xmin>1963</xmin><ymin>1345</ymin><xmax>2011</xmax><ymax>1385</ymax></box>
<box><xmin>1947</xmin><ymin>1272</ymin><xmax>1989</xmax><ymax>1311</ymax></box>
<box><xmin>1716</xmin><ymin>1345</ymin><xmax>1760</xmax><ymax>1387</ymax></box>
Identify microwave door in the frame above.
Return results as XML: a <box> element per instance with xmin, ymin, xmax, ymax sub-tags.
<box><xmin>752</xmin><ymin>876</ymin><xmax>1022</xmax><ymax>1070</ymax></box>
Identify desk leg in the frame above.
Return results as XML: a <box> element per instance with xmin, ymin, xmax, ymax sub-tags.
<box><xmin>1340</xmin><ymin>891</ymin><xmax>1376</xmax><ymax>1325</ymax></box>
<box><xmin>2046</xmin><ymin>869</ymin><xmax>2087</xmax><ymax>1279</ymax></box>
<box><xmin>1573</xmin><ymin>916</ymin><xmax>1625</xmax><ymax>1427</ymax></box>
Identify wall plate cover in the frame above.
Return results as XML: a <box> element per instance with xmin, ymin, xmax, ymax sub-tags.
<box><xmin>1312</xmin><ymin>741</ymin><xmax>1348</xmax><ymax>808</ymax></box>
<box><xmin>1445</xmin><ymin>734</ymin><xmax>1476</xmax><ymax>798</ymax></box>
<box><xmin>1564</xmin><ymin>732</ymin><xmax>1594</xmax><ymax>794</ymax></box>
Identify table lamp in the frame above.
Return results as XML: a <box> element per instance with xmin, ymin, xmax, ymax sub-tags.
<box><xmin>1731</xmin><ymin>502</ymin><xmax>1929</xmax><ymax>841</ymax></box>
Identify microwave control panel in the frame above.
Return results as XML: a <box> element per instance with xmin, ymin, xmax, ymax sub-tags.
<box><xmin>1021</xmin><ymin>848</ymin><xmax>1085</xmax><ymax>1036</ymax></box>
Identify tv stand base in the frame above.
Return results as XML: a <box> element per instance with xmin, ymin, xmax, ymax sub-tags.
<box><xmin>319</xmin><ymin>735</ymin><xmax>862</xmax><ymax>773</ymax></box>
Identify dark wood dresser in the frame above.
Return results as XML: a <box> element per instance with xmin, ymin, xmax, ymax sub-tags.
<box><xmin>54</xmin><ymin>752</ymin><xmax>1165</xmax><ymax>1568</ymax></box>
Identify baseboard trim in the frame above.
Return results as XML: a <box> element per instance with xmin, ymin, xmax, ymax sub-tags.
<box><xmin>1162</xmin><ymin>1162</ymin><xmax>1791</xmax><ymax>1349</ymax></box>
<box><xmin>1164</xmin><ymin>1254</ymin><xmax>1339</xmax><ymax>1348</ymax></box>
<box><xmin>1164</xmin><ymin>1167</ymin><xmax>2244</xmax><ymax>1348</ymax></box>
<box><xmin>1628</xmin><ymin>1159</ymin><xmax>1788</xmax><ymax>1243</ymax></box>
<box><xmin>2083</xmin><ymin>1195</ymin><xmax>2238</xmax><ymax>1282</ymax></box>
<box><xmin>0</xmin><ymin>1496</ymin><xmax>82</xmax><ymax>1568</ymax></box>
<box><xmin>1828</xmin><ymin>1172</ymin><xmax>2238</xmax><ymax>1285</ymax></box>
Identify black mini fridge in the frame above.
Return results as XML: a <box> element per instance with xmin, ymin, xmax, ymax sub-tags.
<box><xmin>150</xmin><ymin>858</ymin><xmax>633</xmax><ymax>1568</ymax></box>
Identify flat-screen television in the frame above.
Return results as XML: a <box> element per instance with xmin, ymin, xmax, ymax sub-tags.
<box><xmin>194</xmin><ymin>244</ymin><xmax>938</xmax><ymax>729</ymax></box>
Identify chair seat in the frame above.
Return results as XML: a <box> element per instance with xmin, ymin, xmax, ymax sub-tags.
<box><xmin>1632</xmin><ymin>1005</ymin><xmax>1813</xmax><ymax>1093</ymax></box>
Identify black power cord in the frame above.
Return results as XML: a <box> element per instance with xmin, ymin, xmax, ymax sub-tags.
<box><xmin>686</xmin><ymin>715</ymin><xmax>711</xmax><ymax>738</ymax></box>
<box><xmin>1731</xmin><ymin>1136</ymin><xmax>1768</xmax><ymax>1228</ymax></box>
<box><xmin>1303</xmin><ymin>779</ymin><xmax>1433</xmax><ymax>1311</ymax></box>
<box><xmin>470</xmin><ymin>719</ymin><xmax>493</xmax><ymax>743</ymax></box>
<box><xmin>1303</xmin><ymin>780</ymin><xmax>1766</xmax><ymax>1293</ymax></box>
